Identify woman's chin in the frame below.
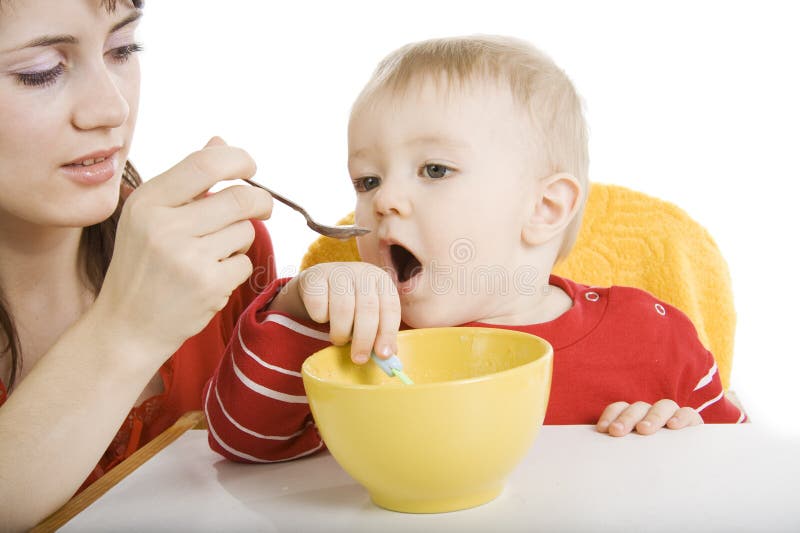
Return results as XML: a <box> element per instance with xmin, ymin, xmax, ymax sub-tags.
<box><xmin>59</xmin><ymin>197</ymin><xmax>121</xmax><ymax>228</ymax></box>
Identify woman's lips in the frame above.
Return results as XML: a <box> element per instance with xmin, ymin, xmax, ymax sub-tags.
<box><xmin>61</xmin><ymin>151</ymin><xmax>120</xmax><ymax>186</ymax></box>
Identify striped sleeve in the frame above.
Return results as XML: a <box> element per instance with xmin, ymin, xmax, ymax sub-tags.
<box><xmin>683</xmin><ymin>348</ymin><xmax>746</xmax><ymax>424</ymax></box>
<box><xmin>204</xmin><ymin>278</ymin><xmax>332</xmax><ymax>462</ymax></box>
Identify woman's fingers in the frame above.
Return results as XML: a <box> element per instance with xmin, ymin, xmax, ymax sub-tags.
<box><xmin>140</xmin><ymin>141</ymin><xmax>258</xmax><ymax>208</ymax></box>
<box><xmin>98</xmin><ymin>140</ymin><xmax>268</xmax><ymax>358</ymax></box>
<box><xmin>213</xmin><ymin>253</ymin><xmax>254</xmax><ymax>309</ymax></box>
<box><xmin>183</xmin><ymin>185</ymin><xmax>272</xmax><ymax>237</ymax></box>
<box><xmin>198</xmin><ymin>219</ymin><xmax>256</xmax><ymax>260</ymax></box>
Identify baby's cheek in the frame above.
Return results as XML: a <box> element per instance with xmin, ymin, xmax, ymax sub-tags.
<box><xmin>355</xmin><ymin>237</ymin><xmax>378</xmax><ymax>265</ymax></box>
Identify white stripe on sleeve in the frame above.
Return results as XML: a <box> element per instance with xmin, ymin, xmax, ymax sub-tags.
<box><xmin>695</xmin><ymin>390</ymin><xmax>724</xmax><ymax>413</ymax></box>
<box><xmin>693</xmin><ymin>361</ymin><xmax>718</xmax><ymax>391</ymax></box>
<box><xmin>232</xmin><ymin>357</ymin><xmax>308</xmax><ymax>404</ymax></box>
<box><xmin>205</xmin><ymin>386</ymin><xmax>323</xmax><ymax>463</ymax></box>
<box><xmin>237</xmin><ymin>326</ymin><xmax>302</xmax><ymax>378</ymax></box>
<box><xmin>214</xmin><ymin>385</ymin><xmax>310</xmax><ymax>440</ymax></box>
<box><xmin>262</xmin><ymin>314</ymin><xmax>330</xmax><ymax>342</ymax></box>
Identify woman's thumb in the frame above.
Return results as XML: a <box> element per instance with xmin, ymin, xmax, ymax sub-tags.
<box><xmin>204</xmin><ymin>136</ymin><xmax>227</xmax><ymax>148</ymax></box>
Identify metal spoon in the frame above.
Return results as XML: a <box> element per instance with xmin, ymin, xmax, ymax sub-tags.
<box><xmin>244</xmin><ymin>178</ymin><xmax>370</xmax><ymax>240</ymax></box>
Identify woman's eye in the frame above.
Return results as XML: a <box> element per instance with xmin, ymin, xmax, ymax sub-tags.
<box><xmin>108</xmin><ymin>43</ymin><xmax>143</xmax><ymax>63</ymax></box>
<box><xmin>13</xmin><ymin>44</ymin><xmax>141</xmax><ymax>88</ymax></box>
<box><xmin>423</xmin><ymin>164</ymin><xmax>451</xmax><ymax>179</ymax></box>
<box><xmin>15</xmin><ymin>64</ymin><xmax>65</xmax><ymax>88</ymax></box>
<box><xmin>353</xmin><ymin>176</ymin><xmax>381</xmax><ymax>192</ymax></box>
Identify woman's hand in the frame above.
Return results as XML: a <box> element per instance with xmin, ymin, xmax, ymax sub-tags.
<box><xmin>94</xmin><ymin>137</ymin><xmax>272</xmax><ymax>365</ymax></box>
<box><xmin>596</xmin><ymin>399</ymin><xmax>703</xmax><ymax>436</ymax></box>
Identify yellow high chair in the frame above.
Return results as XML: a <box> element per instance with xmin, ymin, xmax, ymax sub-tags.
<box><xmin>300</xmin><ymin>183</ymin><xmax>736</xmax><ymax>389</ymax></box>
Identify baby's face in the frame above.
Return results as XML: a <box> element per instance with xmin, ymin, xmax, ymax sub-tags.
<box><xmin>348</xmin><ymin>77</ymin><xmax>549</xmax><ymax>328</ymax></box>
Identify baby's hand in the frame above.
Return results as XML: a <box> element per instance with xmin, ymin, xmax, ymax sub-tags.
<box><xmin>270</xmin><ymin>262</ymin><xmax>401</xmax><ymax>365</ymax></box>
<box><xmin>596</xmin><ymin>400</ymin><xmax>703</xmax><ymax>436</ymax></box>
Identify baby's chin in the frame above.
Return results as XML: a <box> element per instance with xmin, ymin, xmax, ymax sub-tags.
<box><xmin>400</xmin><ymin>306</ymin><xmax>477</xmax><ymax>329</ymax></box>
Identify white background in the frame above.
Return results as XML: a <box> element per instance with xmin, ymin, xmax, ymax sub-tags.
<box><xmin>132</xmin><ymin>1</ymin><xmax>799</xmax><ymax>434</ymax></box>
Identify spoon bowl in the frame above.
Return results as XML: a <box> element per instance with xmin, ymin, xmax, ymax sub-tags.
<box><xmin>244</xmin><ymin>179</ymin><xmax>370</xmax><ymax>240</ymax></box>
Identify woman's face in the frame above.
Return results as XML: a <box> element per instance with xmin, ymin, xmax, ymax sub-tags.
<box><xmin>0</xmin><ymin>0</ymin><xmax>141</xmax><ymax>230</ymax></box>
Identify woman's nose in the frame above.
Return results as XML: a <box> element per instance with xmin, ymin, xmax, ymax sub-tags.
<box><xmin>71</xmin><ymin>65</ymin><xmax>130</xmax><ymax>131</ymax></box>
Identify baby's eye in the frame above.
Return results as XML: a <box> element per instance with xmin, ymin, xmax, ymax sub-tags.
<box><xmin>423</xmin><ymin>164</ymin><xmax>451</xmax><ymax>179</ymax></box>
<box><xmin>353</xmin><ymin>176</ymin><xmax>381</xmax><ymax>192</ymax></box>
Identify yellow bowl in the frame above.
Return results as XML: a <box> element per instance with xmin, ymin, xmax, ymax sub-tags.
<box><xmin>301</xmin><ymin>327</ymin><xmax>553</xmax><ymax>513</ymax></box>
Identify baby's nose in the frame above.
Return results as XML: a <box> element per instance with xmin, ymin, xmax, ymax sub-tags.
<box><xmin>373</xmin><ymin>181</ymin><xmax>412</xmax><ymax>217</ymax></box>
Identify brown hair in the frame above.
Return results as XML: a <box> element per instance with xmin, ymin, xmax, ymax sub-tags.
<box><xmin>0</xmin><ymin>0</ymin><xmax>144</xmax><ymax>390</ymax></box>
<box><xmin>352</xmin><ymin>35</ymin><xmax>589</xmax><ymax>260</ymax></box>
<box><xmin>0</xmin><ymin>0</ymin><xmax>143</xmax><ymax>10</ymax></box>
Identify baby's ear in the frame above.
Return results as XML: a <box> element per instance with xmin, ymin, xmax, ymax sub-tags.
<box><xmin>521</xmin><ymin>173</ymin><xmax>582</xmax><ymax>246</ymax></box>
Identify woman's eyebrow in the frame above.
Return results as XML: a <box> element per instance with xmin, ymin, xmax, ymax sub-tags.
<box><xmin>7</xmin><ymin>11</ymin><xmax>142</xmax><ymax>52</ymax></box>
<box><xmin>13</xmin><ymin>34</ymin><xmax>78</xmax><ymax>50</ymax></box>
<box><xmin>110</xmin><ymin>11</ymin><xmax>142</xmax><ymax>34</ymax></box>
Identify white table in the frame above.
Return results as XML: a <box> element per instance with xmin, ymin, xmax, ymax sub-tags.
<box><xmin>62</xmin><ymin>425</ymin><xmax>800</xmax><ymax>532</ymax></box>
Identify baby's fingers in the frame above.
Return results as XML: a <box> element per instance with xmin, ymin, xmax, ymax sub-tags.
<box><xmin>327</xmin><ymin>269</ymin><xmax>355</xmax><ymax>347</ymax></box>
<box><xmin>635</xmin><ymin>399</ymin><xmax>680</xmax><ymax>435</ymax></box>
<box><xmin>298</xmin><ymin>267</ymin><xmax>330</xmax><ymax>324</ymax></box>
<box><xmin>666</xmin><ymin>407</ymin><xmax>703</xmax><ymax>429</ymax></box>
<box><xmin>603</xmin><ymin>401</ymin><xmax>651</xmax><ymax>437</ymax></box>
<box><xmin>350</xmin><ymin>269</ymin><xmax>400</xmax><ymax>365</ymax></box>
<box><xmin>597</xmin><ymin>402</ymin><xmax>631</xmax><ymax>434</ymax></box>
<box><xmin>372</xmin><ymin>273</ymin><xmax>401</xmax><ymax>362</ymax></box>
<box><xmin>350</xmin><ymin>288</ymin><xmax>380</xmax><ymax>364</ymax></box>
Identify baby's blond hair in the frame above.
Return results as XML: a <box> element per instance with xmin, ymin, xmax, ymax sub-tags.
<box><xmin>352</xmin><ymin>35</ymin><xmax>589</xmax><ymax>260</ymax></box>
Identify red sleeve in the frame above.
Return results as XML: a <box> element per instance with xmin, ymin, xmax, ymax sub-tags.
<box><xmin>597</xmin><ymin>285</ymin><xmax>746</xmax><ymax>425</ymax></box>
<box><xmin>681</xmin><ymin>348</ymin><xmax>746</xmax><ymax>423</ymax></box>
<box><xmin>203</xmin><ymin>277</ymin><xmax>333</xmax><ymax>462</ymax></box>
<box><xmin>654</xmin><ymin>294</ymin><xmax>746</xmax><ymax>424</ymax></box>
<box><xmin>210</xmin><ymin>219</ymin><xmax>278</xmax><ymax>349</ymax></box>
<box><xmin>241</xmin><ymin>220</ymin><xmax>277</xmax><ymax>304</ymax></box>
<box><xmin>227</xmin><ymin>220</ymin><xmax>277</xmax><ymax>323</ymax></box>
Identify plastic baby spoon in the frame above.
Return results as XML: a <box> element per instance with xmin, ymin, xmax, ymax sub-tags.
<box><xmin>371</xmin><ymin>352</ymin><xmax>414</xmax><ymax>385</ymax></box>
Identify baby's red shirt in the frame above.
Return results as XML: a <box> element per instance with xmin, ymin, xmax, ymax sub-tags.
<box><xmin>204</xmin><ymin>275</ymin><xmax>744</xmax><ymax>464</ymax></box>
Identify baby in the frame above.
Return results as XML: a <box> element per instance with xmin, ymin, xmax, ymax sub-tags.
<box><xmin>204</xmin><ymin>35</ymin><xmax>744</xmax><ymax>463</ymax></box>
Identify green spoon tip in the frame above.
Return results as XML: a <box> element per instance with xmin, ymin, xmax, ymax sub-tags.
<box><xmin>392</xmin><ymin>368</ymin><xmax>414</xmax><ymax>385</ymax></box>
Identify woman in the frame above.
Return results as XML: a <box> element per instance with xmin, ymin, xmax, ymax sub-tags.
<box><xmin>0</xmin><ymin>0</ymin><xmax>274</xmax><ymax>528</ymax></box>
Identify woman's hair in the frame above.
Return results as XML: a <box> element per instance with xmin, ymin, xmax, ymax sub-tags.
<box><xmin>0</xmin><ymin>0</ymin><xmax>144</xmax><ymax>390</ymax></box>
<box><xmin>0</xmin><ymin>0</ymin><xmax>143</xmax><ymax>12</ymax></box>
<box><xmin>352</xmin><ymin>35</ymin><xmax>589</xmax><ymax>262</ymax></box>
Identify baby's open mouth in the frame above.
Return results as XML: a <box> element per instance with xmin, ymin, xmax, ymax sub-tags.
<box><xmin>390</xmin><ymin>244</ymin><xmax>423</xmax><ymax>283</ymax></box>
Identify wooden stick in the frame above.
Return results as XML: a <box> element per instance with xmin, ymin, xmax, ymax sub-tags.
<box><xmin>32</xmin><ymin>410</ymin><xmax>206</xmax><ymax>533</ymax></box>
